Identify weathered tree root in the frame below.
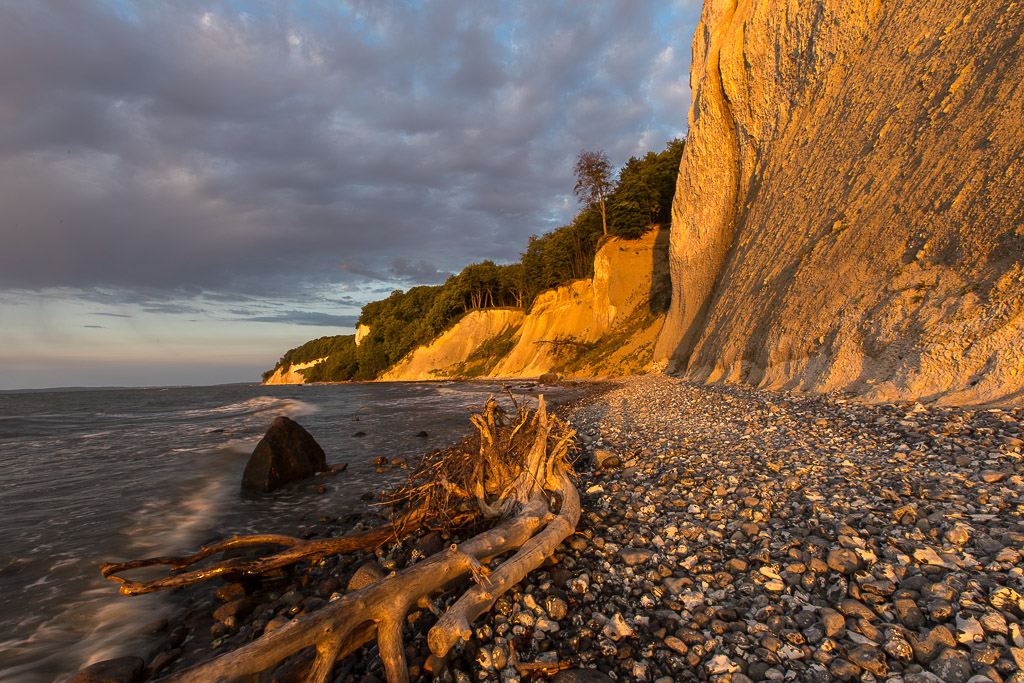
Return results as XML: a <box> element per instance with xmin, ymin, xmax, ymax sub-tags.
<box><xmin>159</xmin><ymin>492</ymin><xmax>571</xmax><ymax>682</ymax></box>
<box><xmin>429</xmin><ymin>472</ymin><xmax>579</xmax><ymax>657</ymax></box>
<box><xmin>100</xmin><ymin>512</ymin><xmax>426</xmax><ymax>596</ymax></box>
<box><xmin>104</xmin><ymin>395</ymin><xmax>578</xmax><ymax>682</ymax></box>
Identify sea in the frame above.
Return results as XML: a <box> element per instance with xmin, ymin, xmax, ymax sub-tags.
<box><xmin>0</xmin><ymin>380</ymin><xmax>570</xmax><ymax>682</ymax></box>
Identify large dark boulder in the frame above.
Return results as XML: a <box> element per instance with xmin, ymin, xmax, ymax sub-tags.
<box><xmin>242</xmin><ymin>416</ymin><xmax>327</xmax><ymax>493</ymax></box>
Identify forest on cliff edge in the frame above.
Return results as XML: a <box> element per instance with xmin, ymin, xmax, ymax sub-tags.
<box><xmin>263</xmin><ymin>138</ymin><xmax>684</xmax><ymax>383</ymax></box>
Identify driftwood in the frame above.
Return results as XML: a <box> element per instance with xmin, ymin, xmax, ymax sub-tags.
<box><xmin>102</xmin><ymin>395</ymin><xmax>579</xmax><ymax>682</ymax></box>
<box><xmin>101</xmin><ymin>514</ymin><xmax>428</xmax><ymax>596</ymax></box>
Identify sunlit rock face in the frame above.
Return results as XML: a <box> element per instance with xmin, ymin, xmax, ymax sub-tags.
<box><xmin>657</xmin><ymin>0</ymin><xmax>1024</xmax><ymax>405</ymax></box>
<box><xmin>355</xmin><ymin>324</ymin><xmax>371</xmax><ymax>347</ymax></box>
<box><xmin>262</xmin><ymin>357</ymin><xmax>327</xmax><ymax>385</ymax></box>
<box><xmin>494</xmin><ymin>228</ymin><xmax>668</xmax><ymax>377</ymax></box>
<box><xmin>380</xmin><ymin>309</ymin><xmax>525</xmax><ymax>381</ymax></box>
<box><xmin>381</xmin><ymin>229</ymin><xmax>669</xmax><ymax>381</ymax></box>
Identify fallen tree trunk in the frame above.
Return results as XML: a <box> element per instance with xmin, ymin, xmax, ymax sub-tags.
<box><xmin>102</xmin><ymin>394</ymin><xmax>579</xmax><ymax>682</ymax></box>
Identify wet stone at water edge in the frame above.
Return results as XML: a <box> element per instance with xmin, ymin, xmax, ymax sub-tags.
<box><xmin>144</xmin><ymin>375</ymin><xmax>1024</xmax><ymax>682</ymax></box>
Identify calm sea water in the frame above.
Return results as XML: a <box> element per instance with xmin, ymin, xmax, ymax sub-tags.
<box><xmin>0</xmin><ymin>380</ymin><xmax>561</xmax><ymax>682</ymax></box>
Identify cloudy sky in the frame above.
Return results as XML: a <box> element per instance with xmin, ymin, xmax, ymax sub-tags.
<box><xmin>0</xmin><ymin>0</ymin><xmax>699</xmax><ymax>390</ymax></box>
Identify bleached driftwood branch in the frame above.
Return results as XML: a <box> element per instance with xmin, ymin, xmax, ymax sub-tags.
<box><xmin>103</xmin><ymin>395</ymin><xmax>579</xmax><ymax>683</ymax></box>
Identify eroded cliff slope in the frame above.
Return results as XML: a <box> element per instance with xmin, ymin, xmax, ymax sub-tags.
<box><xmin>380</xmin><ymin>309</ymin><xmax>525</xmax><ymax>381</ymax></box>
<box><xmin>263</xmin><ymin>357</ymin><xmax>327</xmax><ymax>385</ymax></box>
<box><xmin>384</xmin><ymin>228</ymin><xmax>670</xmax><ymax>381</ymax></box>
<box><xmin>492</xmin><ymin>227</ymin><xmax>670</xmax><ymax>377</ymax></box>
<box><xmin>657</xmin><ymin>0</ymin><xmax>1024</xmax><ymax>405</ymax></box>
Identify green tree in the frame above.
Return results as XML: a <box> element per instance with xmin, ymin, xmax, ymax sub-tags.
<box><xmin>459</xmin><ymin>261</ymin><xmax>504</xmax><ymax>310</ymax></box>
<box><xmin>425</xmin><ymin>275</ymin><xmax>468</xmax><ymax>330</ymax></box>
<box><xmin>499</xmin><ymin>262</ymin><xmax>528</xmax><ymax>308</ymax></box>
<box><xmin>654</xmin><ymin>137</ymin><xmax>685</xmax><ymax>221</ymax></box>
<box><xmin>606</xmin><ymin>137</ymin><xmax>685</xmax><ymax>237</ymax></box>
<box><xmin>574</xmin><ymin>149</ymin><xmax>613</xmax><ymax>236</ymax></box>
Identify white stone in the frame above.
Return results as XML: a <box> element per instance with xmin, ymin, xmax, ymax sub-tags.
<box><xmin>705</xmin><ymin>654</ymin><xmax>740</xmax><ymax>675</ymax></box>
<box><xmin>956</xmin><ymin>615</ymin><xmax>985</xmax><ymax>644</ymax></box>
<box><xmin>603</xmin><ymin>613</ymin><xmax>635</xmax><ymax>641</ymax></box>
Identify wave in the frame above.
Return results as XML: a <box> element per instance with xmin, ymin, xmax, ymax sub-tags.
<box><xmin>4</xmin><ymin>449</ymin><xmax>246</xmax><ymax>680</ymax></box>
<box><xmin>179</xmin><ymin>396</ymin><xmax>318</xmax><ymax>421</ymax></box>
<box><xmin>0</xmin><ymin>381</ymin><xmax>527</xmax><ymax>681</ymax></box>
<box><xmin>0</xmin><ymin>586</ymin><xmax>166</xmax><ymax>683</ymax></box>
<box><xmin>123</xmin><ymin>450</ymin><xmax>243</xmax><ymax>557</ymax></box>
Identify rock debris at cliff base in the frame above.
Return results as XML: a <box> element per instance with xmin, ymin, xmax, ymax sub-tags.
<box><xmin>551</xmin><ymin>376</ymin><xmax>1024</xmax><ymax>683</ymax></box>
<box><xmin>145</xmin><ymin>375</ymin><xmax>1024</xmax><ymax>683</ymax></box>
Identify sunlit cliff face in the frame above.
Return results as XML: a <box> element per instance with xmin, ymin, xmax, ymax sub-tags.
<box><xmin>657</xmin><ymin>0</ymin><xmax>1024</xmax><ymax>406</ymax></box>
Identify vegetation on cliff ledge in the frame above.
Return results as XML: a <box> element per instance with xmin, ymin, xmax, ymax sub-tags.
<box><xmin>264</xmin><ymin>138</ymin><xmax>684</xmax><ymax>383</ymax></box>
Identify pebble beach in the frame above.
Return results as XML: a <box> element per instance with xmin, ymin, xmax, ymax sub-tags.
<box><xmin>137</xmin><ymin>374</ymin><xmax>1024</xmax><ymax>683</ymax></box>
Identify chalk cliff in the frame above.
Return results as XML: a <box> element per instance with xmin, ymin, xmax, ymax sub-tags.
<box><xmin>382</xmin><ymin>228</ymin><xmax>670</xmax><ymax>381</ymax></box>
<box><xmin>380</xmin><ymin>309</ymin><xmax>525</xmax><ymax>381</ymax></box>
<box><xmin>262</xmin><ymin>357</ymin><xmax>327</xmax><ymax>385</ymax></box>
<box><xmin>355</xmin><ymin>324</ymin><xmax>370</xmax><ymax>347</ymax></box>
<box><xmin>657</xmin><ymin>0</ymin><xmax>1024</xmax><ymax>405</ymax></box>
<box><xmin>493</xmin><ymin>227</ymin><xmax>669</xmax><ymax>377</ymax></box>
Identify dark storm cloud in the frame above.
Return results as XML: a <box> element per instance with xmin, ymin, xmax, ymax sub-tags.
<box><xmin>0</xmin><ymin>0</ymin><xmax>697</xmax><ymax>306</ymax></box>
<box><xmin>388</xmin><ymin>259</ymin><xmax>452</xmax><ymax>285</ymax></box>
<box><xmin>140</xmin><ymin>302</ymin><xmax>207</xmax><ymax>315</ymax></box>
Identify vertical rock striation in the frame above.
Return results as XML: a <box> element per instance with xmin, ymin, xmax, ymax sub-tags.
<box><xmin>658</xmin><ymin>0</ymin><xmax>1024</xmax><ymax>405</ymax></box>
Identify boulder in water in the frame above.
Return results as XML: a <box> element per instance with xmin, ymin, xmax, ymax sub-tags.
<box><xmin>241</xmin><ymin>416</ymin><xmax>327</xmax><ymax>493</ymax></box>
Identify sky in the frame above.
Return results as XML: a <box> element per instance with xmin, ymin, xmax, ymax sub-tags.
<box><xmin>0</xmin><ymin>0</ymin><xmax>700</xmax><ymax>390</ymax></box>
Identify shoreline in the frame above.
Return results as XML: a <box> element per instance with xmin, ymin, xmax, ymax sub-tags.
<box><xmin>94</xmin><ymin>380</ymin><xmax>608</xmax><ymax>681</ymax></box>
<box><xmin>98</xmin><ymin>375</ymin><xmax>1024</xmax><ymax>682</ymax></box>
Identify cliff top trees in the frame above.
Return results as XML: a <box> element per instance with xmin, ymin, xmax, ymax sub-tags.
<box><xmin>608</xmin><ymin>137</ymin><xmax>684</xmax><ymax>237</ymax></box>
<box><xmin>574</xmin><ymin>149</ymin><xmax>613</xmax><ymax>236</ymax></box>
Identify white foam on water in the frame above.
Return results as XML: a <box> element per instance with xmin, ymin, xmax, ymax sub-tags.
<box><xmin>123</xmin><ymin>454</ymin><xmax>237</xmax><ymax>557</ymax></box>
<box><xmin>1</xmin><ymin>448</ymin><xmax>241</xmax><ymax>681</ymax></box>
<box><xmin>180</xmin><ymin>396</ymin><xmax>318</xmax><ymax>421</ymax></box>
<box><xmin>67</xmin><ymin>591</ymin><xmax>165</xmax><ymax>671</ymax></box>
<box><xmin>1</xmin><ymin>587</ymin><xmax>167</xmax><ymax>683</ymax></box>
<box><xmin>78</xmin><ymin>430</ymin><xmax>115</xmax><ymax>439</ymax></box>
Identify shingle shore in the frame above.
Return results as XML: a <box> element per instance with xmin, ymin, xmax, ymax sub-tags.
<box><xmin>525</xmin><ymin>375</ymin><xmax>1024</xmax><ymax>683</ymax></box>
<box><xmin>149</xmin><ymin>374</ymin><xmax>1024</xmax><ymax>683</ymax></box>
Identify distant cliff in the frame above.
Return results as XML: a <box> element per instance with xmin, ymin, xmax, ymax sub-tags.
<box><xmin>383</xmin><ymin>227</ymin><xmax>670</xmax><ymax>381</ymax></box>
<box><xmin>263</xmin><ymin>357</ymin><xmax>328</xmax><ymax>385</ymax></box>
<box><xmin>656</xmin><ymin>0</ymin><xmax>1024</xmax><ymax>405</ymax></box>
